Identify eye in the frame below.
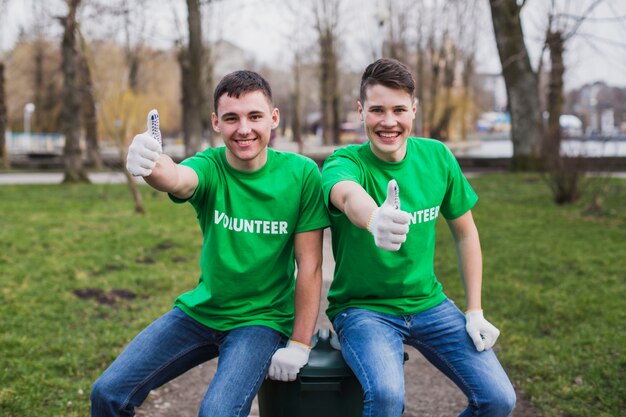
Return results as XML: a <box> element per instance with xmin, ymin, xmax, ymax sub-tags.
<box><xmin>370</xmin><ymin>108</ymin><xmax>383</xmax><ymax>113</ymax></box>
<box><xmin>250</xmin><ymin>114</ymin><xmax>263</xmax><ymax>121</ymax></box>
<box><xmin>394</xmin><ymin>108</ymin><xmax>407</xmax><ymax>113</ymax></box>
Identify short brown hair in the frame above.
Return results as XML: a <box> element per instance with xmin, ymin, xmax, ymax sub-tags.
<box><xmin>213</xmin><ymin>70</ymin><xmax>273</xmax><ymax>113</ymax></box>
<box><xmin>359</xmin><ymin>58</ymin><xmax>415</xmax><ymax>103</ymax></box>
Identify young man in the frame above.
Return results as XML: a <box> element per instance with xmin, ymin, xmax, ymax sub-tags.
<box><xmin>91</xmin><ymin>70</ymin><xmax>329</xmax><ymax>417</ymax></box>
<box><xmin>321</xmin><ymin>58</ymin><xmax>516</xmax><ymax>416</ymax></box>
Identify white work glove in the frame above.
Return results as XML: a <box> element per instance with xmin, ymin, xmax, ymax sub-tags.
<box><xmin>126</xmin><ymin>109</ymin><xmax>163</xmax><ymax>177</ymax></box>
<box><xmin>366</xmin><ymin>179</ymin><xmax>411</xmax><ymax>251</ymax></box>
<box><xmin>465</xmin><ymin>310</ymin><xmax>500</xmax><ymax>352</ymax></box>
<box><xmin>268</xmin><ymin>340</ymin><xmax>311</xmax><ymax>382</ymax></box>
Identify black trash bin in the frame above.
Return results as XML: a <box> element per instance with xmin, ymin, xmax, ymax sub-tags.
<box><xmin>258</xmin><ymin>328</ymin><xmax>363</xmax><ymax>417</ymax></box>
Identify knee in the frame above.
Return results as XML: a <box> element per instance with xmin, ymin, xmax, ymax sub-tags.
<box><xmin>366</xmin><ymin>380</ymin><xmax>405</xmax><ymax>413</ymax></box>
<box><xmin>481</xmin><ymin>383</ymin><xmax>516</xmax><ymax>416</ymax></box>
<box><xmin>499</xmin><ymin>384</ymin><xmax>517</xmax><ymax>415</ymax></box>
<box><xmin>90</xmin><ymin>373</ymin><xmax>122</xmax><ymax>413</ymax></box>
<box><xmin>91</xmin><ymin>375</ymin><xmax>111</xmax><ymax>407</ymax></box>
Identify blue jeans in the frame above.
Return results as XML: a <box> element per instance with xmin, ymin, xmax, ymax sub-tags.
<box><xmin>91</xmin><ymin>307</ymin><xmax>286</xmax><ymax>417</ymax></box>
<box><xmin>332</xmin><ymin>299</ymin><xmax>516</xmax><ymax>417</ymax></box>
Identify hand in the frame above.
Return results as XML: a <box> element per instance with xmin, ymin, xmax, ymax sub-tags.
<box><xmin>366</xmin><ymin>180</ymin><xmax>411</xmax><ymax>251</ymax></box>
<box><xmin>126</xmin><ymin>109</ymin><xmax>163</xmax><ymax>177</ymax></box>
<box><xmin>465</xmin><ymin>310</ymin><xmax>500</xmax><ymax>352</ymax></box>
<box><xmin>268</xmin><ymin>340</ymin><xmax>311</xmax><ymax>382</ymax></box>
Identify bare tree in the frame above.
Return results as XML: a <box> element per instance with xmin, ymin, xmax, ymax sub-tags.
<box><xmin>122</xmin><ymin>0</ymin><xmax>147</xmax><ymax>92</ymax></box>
<box><xmin>0</xmin><ymin>61</ymin><xmax>7</xmax><ymax>169</ymax></box>
<box><xmin>541</xmin><ymin>0</ymin><xmax>606</xmax><ymax>204</ymax></box>
<box><xmin>181</xmin><ymin>0</ymin><xmax>205</xmax><ymax>157</ymax></box>
<box><xmin>313</xmin><ymin>0</ymin><xmax>341</xmax><ymax>145</ymax></box>
<box><xmin>0</xmin><ymin>0</ymin><xmax>10</xmax><ymax>169</ymax></box>
<box><xmin>489</xmin><ymin>0</ymin><xmax>543</xmax><ymax>170</ymax></box>
<box><xmin>77</xmin><ymin>30</ymin><xmax>103</xmax><ymax>169</ymax></box>
<box><xmin>60</xmin><ymin>0</ymin><xmax>90</xmax><ymax>183</ymax></box>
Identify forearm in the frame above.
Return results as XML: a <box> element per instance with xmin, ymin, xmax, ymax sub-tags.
<box><xmin>291</xmin><ymin>267</ymin><xmax>322</xmax><ymax>346</ymax></box>
<box><xmin>144</xmin><ymin>154</ymin><xmax>197</xmax><ymax>199</ymax></box>
<box><xmin>448</xmin><ymin>212</ymin><xmax>483</xmax><ymax>311</ymax></box>
<box><xmin>291</xmin><ymin>229</ymin><xmax>324</xmax><ymax>346</ymax></box>
<box><xmin>455</xmin><ymin>230</ymin><xmax>483</xmax><ymax>311</ymax></box>
<box><xmin>330</xmin><ymin>181</ymin><xmax>378</xmax><ymax>230</ymax></box>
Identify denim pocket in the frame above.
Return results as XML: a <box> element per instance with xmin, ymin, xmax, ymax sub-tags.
<box><xmin>331</xmin><ymin>310</ymin><xmax>350</xmax><ymax>335</ymax></box>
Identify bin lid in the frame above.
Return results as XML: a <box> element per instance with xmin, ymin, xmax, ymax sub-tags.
<box><xmin>299</xmin><ymin>328</ymin><xmax>355</xmax><ymax>378</ymax></box>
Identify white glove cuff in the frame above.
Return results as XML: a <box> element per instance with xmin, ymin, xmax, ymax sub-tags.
<box><xmin>366</xmin><ymin>208</ymin><xmax>379</xmax><ymax>233</ymax></box>
<box><xmin>465</xmin><ymin>309</ymin><xmax>484</xmax><ymax>319</ymax></box>
<box><xmin>287</xmin><ymin>340</ymin><xmax>312</xmax><ymax>352</ymax></box>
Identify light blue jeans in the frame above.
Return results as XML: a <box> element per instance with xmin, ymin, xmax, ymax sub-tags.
<box><xmin>91</xmin><ymin>307</ymin><xmax>286</xmax><ymax>417</ymax></box>
<box><xmin>332</xmin><ymin>299</ymin><xmax>516</xmax><ymax>417</ymax></box>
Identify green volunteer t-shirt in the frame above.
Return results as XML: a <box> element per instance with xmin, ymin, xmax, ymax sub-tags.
<box><xmin>169</xmin><ymin>147</ymin><xmax>329</xmax><ymax>336</ymax></box>
<box><xmin>321</xmin><ymin>137</ymin><xmax>478</xmax><ymax>321</ymax></box>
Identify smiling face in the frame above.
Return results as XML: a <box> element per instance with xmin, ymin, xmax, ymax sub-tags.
<box><xmin>211</xmin><ymin>90</ymin><xmax>279</xmax><ymax>171</ymax></box>
<box><xmin>358</xmin><ymin>83</ymin><xmax>417</xmax><ymax>162</ymax></box>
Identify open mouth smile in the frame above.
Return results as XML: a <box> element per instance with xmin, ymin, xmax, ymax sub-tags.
<box><xmin>234</xmin><ymin>138</ymin><xmax>257</xmax><ymax>146</ymax></box>
<box><xmin>376</xmin><ymin>131</ymin><xmax>401</xmax><ymax>143</ymax></box>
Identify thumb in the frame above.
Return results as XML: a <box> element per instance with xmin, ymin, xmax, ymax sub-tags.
<box><xmin>147</xmin><ymin>109</ymin><xmax>162</xmax><ymax>146</ymax></box>
<box><xmin>384</xmin><ymin>179</ymin><xmax>400</xmax><ymax>209</ymax></box>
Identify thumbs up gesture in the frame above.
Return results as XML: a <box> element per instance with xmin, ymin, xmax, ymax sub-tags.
<box><xmin>366</xmin><ymin>180</ymin><xmax>411</xmax><ymax>251</ymax></box>
<box><xmin>126</xmin><ymin>109</ymin><xmax>163</xmax><ymax>177</ymax></box>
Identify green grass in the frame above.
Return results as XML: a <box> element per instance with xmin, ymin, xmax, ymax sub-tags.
<box><xmin>435</xmin><ymin>174</ymin><xmax>626</xmax><ymax>417</ymax></box>
<box><xmin>0</xmin><ymin>174</ymin><xmax>624</xmax><ymax>416</ymax></box>
<box><xmin>0</xmin><ymin>184</ymin><xmax>202</xmax><ymax>417</ymax></box>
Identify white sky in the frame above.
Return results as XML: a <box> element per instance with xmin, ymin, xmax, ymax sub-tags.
<box><xmin>1</xmin><ymin>0</ymin><xmax>625</xmax><ymax>90</ymax></box>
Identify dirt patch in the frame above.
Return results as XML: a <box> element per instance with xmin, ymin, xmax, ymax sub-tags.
<box><xmin>154</xmin><ymin>241</ymin><xmax>175</xmax><ymax>251</ymax></box>
<box><xmin>136</xmin><ymin>257</ymin><xmax>156</xmax><ymax>264</ymax></box>
<box><xmin>73</xmin><ymin>287</ymin><xmax>136</xmax><ymax>306</ymax></box>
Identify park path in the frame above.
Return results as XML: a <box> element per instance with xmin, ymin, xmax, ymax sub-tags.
<box><xmin>136</xmin><ymin>231</ymin><xmax>537</xmax><ymax>417</ymax></box>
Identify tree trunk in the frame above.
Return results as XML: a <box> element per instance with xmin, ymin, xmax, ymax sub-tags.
<box><xmin>0</xmin><ymin>62</ymin><xmax>8</xmax><ymax>169</ymax></box>
<box><xmin>319</xmin><ymin>30</ymin><xmax>340</xmax><ymax>145</ymax></box>
<box><xmin>315</xmin><ymin>0</ymin><xmax>341</xmax><ymax>146</ymax></box>
<box><xmin>544</xmin><ymin>30</ymin><xmax>580</xmax><ymax>204</ymax></box>
<box><xmin>415</xmin><ymin>45</ymin><xmax>425</xmax><ymax>136</ymax></box>
<box><xmin>460</xmin><ymin>56</ymin><xmax>475</xmax><ymax>140</ymax></box>
<box><xmin>33</xmin><ymin>39</ymin><xmax>45</xmax><ymax>133</ymax></box>
<box><xmin>545</xmin><ymin>31</ymin><xmax>564</xmax><ymax>161</ymax></box>
<box><xmin>203</xmin><ymin>44</ymin><xmax>214</xmax><ymax>147</ymax></box>
<box><xmin>426</xmin><ymin>35</ymin><xmax>439</xmax><ymax>137</ymax></box>
<box><xmin>489</xmin><ymin>0</ymin><xmax>543</xmax><ymax>171</ymax></box>
<box><xmin>183</xmin><ymin>0</ymin><xmax>204</xmax><ymax>157</ymax></box>
<box><xmin>292</xmin><ymin>50</ymin><xmax>303</xmax><ymax>152</ymax></box>
<box><xmin>78</xmin><ymin>33</ymin><xmax>102</xmax><ymax>169</ymax></box>
<box><xmin>119</xmin><ymin>143</ymin><xmax>145</xmax><ymax>214</ymax></box>
<box><xmin>61</xmin><ymin>0</ymin><xmax>89</xmax><ymax>183</ymax></box>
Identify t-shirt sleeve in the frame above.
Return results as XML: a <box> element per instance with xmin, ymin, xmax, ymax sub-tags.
<box><xmin>321</xmin><ymin>151</ymin><xmax>361</xmax><ymax>210</ymax></box>
<box><xmin>295</xmin><ymin>161</ymin><xmax>331</xmax><ymax>233</ymax></box>
<box><xmin>168</xmin><ymin>151</ymin><xmax>216</xmax><ymax>209</ymax></box>
<box><xmin>439</xmin><ymin>146</ymin><xmax>478</xmax><ymax>220</ymax></box>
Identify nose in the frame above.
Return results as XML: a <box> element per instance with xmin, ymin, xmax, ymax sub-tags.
<box><xmin>381</xmin><ymin>111</ymin><xmax>396</xmax><ymax>127</ymax></box>
<box><xmin>237</xmin><ymin>120</ymin><xmax>251</xmax><ymax>136</ymax></box>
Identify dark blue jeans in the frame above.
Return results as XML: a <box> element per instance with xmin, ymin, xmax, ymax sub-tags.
<box><xmin>332</xmin><ymin>299</ymin><xmax>516</xmax><ymax>417</ymax></box>
<box><xmin>91</xmin><ymin>308</ymin><xmax>286</xmax><ymax>417</ymax></box>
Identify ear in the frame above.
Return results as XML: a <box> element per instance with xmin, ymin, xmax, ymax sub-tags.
<box><xmin>357</xmin><ymin>101</ymin><xmax>364</xmax><ymax>121</ymax></box>
<box><xmin>271</xmin><ymin>108</ymin><xmax>280</xmax><ymax>129</ymax></box>
<box><xmin>411</xmin><ymin>98</ymin><xmax>418</xmax><ymax>120</ymax></box>
<box><xmin>211</xmin><ymin>113</ymin><xmax>220</xmax><ymax>133</ymax></box>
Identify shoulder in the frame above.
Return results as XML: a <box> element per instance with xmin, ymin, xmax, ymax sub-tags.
<box><xmin>323</xmin><ymin>143</ymin><xmax>368</xmax><ymax>169</ymax></box>
<box><xmin>272</xmin><ymin>149</ymin><xmax>319</xmax><ymax>171</ymax></box>
<box><xmin>329</xmin><ymin>143</ymin><xmax>366</xmax><ymax>159</ymax></box>
<box><xmin>408</xmin><ymin>137</ymin><xmax>448</xmax><ymax>153</ymax></box>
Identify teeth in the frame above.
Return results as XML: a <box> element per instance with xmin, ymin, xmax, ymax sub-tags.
<box><xmin>237</xmin><ymin>139</ymin><xmax>255</xmax><ymax>145</ymax></box>
<box><xmin>379</xmin><ymin>132</ymin><xmax>398</xmax><ymax>138</ymax></box>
